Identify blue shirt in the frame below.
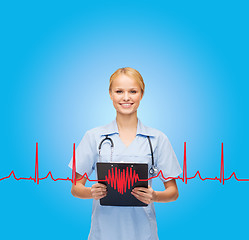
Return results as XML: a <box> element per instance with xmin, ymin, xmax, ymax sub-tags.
<box><xmin>68</xmin><ymin>118</ymin><xmax>182</xmax><ymax>240</ymax></box>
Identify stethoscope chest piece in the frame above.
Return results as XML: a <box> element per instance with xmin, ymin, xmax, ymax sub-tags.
<box><xmin>149</xmin><ymin>166</ymin><xmax>159</xmax><ymax>176</ymax></box>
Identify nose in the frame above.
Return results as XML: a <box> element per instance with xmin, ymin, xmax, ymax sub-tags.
<box><xmin>123</xmin><ymin>91</ymin><xmax>130</xmax><ymax>101</ymax></box>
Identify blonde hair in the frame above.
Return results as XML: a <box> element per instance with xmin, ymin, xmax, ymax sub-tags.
<box><xmin>109</xmin><ymin>67</ymin><xmax>145</xmax><ymax>95</ymax></box>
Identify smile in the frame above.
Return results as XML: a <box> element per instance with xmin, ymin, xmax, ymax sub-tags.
<box><xmin>119</xmin><ymin>103</ymin><xmax>133</xmax><ymax>108</ymax></box>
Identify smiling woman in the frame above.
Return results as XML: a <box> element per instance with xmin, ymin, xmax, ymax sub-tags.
<box><xmin>109</xmin><ymin>73</ymin><xmax>143</xmax><ymax>124</ymax></box>
<box><xmin>68</xmin><ymin>67</ymin><xmax>182</xmax><ymax>240</ymax></box>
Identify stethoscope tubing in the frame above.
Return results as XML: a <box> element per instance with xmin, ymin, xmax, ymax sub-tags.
<box><xmin>98</xmin><ymin>134</ymin><xmax>158</xmax><ymax>176</ymax></box>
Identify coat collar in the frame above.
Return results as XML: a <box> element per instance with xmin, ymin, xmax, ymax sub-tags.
<box><xmin>100</xmin><ymin>118</ymin><xmax>155</xmax><ymax>137</ymax></box>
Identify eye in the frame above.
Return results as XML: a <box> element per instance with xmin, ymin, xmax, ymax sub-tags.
<box><xmin>116</xmin><ymin>90</ymin><xmax>123</xmax><ymax>93</ymax></box>
<box><xmin>130</xmin><ymin>90</ymin><xmax>137</xmax><ymax>94</ymax></box>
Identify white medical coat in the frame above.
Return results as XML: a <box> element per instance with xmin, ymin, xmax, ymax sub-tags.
<box><xmin>68</xmin><ymin>118</ymin><xmax>182</xmax><ymax>240</ymax></box>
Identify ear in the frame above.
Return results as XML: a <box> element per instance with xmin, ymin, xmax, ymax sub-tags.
<box><xmin>140</xmin><ymin>91</ymin><xmax>144</xmax><ymax>100</ymax></box>
<box><xmin>109</xmin><ymin>90</ymin><xmax>113</xmax><ymax>101</ymax></box>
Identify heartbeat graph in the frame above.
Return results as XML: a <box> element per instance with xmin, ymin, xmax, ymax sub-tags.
<box><xmin>0</xmin><ymin>142</ymin><xmax>249</xmax><ymax>185</ymax></box>
<box><xmin>104</xmin><ymin>167</ymin><xmax>140</xmax><ymax>194</ymax></box>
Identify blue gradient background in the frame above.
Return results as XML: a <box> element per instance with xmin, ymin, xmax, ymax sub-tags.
<box><xmin>1</xmin><ymin>1</ymin><xmax>248</xmax><ymax>239</ymax></box>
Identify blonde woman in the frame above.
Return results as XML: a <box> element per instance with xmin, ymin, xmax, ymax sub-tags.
<box><xmin>68</xmin><ymin>67</ymin><xmax>182</xmax><ymax>240</ymax></box>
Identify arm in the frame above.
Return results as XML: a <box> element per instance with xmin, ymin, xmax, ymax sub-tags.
<box><xmin>154</xmin><ymin>179</ymin><xmax>179</xmax><ymax>203</ymax></box>
<box><xmin>71</xmin><ymin>172</ymin><xmax>92</xmax><ymax>199</ymax></box>
<box><xmin>71</xmin><ymin>172</ymin><xmax>107</xmax><ymax>200</ymax></box>
<box><xmin>131</xmin><ymin>179</ymin><xmax>179</xmax><ymax>204</ymax></box>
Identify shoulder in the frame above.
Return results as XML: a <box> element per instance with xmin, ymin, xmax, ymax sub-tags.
<box><xmin>140</xmin><ymin>121</ymin><xmax>174</xmax><ymax>154</ymax></box>
<box><xmin>142</xmin><ymin>124</ymin><xmax>176</xmax><ymax>159</ymax></box>
<box><xmin>140</xmin><ymin>120</ymin><xmax>169</xmax><ymax>142</ymax></box>
<box><xmin>84</xmin><ymin>121</ymin><xmax>113</xmax><ymax>137</ymax></box>
<box><xmin>77</xmin><ymin>123</ymin><xmax>111</xmax><ymax>149</ymax></box>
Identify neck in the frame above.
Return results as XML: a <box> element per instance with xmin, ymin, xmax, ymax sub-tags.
<box><xmin>116</xmin><ymin>112</ymin><xmax>138</xmax><ymax>131</ymax></box>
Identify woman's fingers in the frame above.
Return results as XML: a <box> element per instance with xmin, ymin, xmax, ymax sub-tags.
<box><xmin>92</xmin><ymin>191</ymin><xmax>107</xmax><ymax>200</ymax></box>
<box><xmin>91</xmin><ymin>185</ymin><xmax>154</xmax><ymax>202</ymax></box>
<box><xmin>91</xmin><ymin>183</ymin><xmax>107</xmax><ymax>192</ymax></box>
<box><xmin>131</xmin><ymin>186</ymin><xmax>154</xmax><ymax>204</ymax></box>
<box><xmin>91</xmin><ymin>183</ymin><xmax>107</xmax><ymax>200</ymax></box>
<box><xmin>132</xmin><ymin>189</ymin><xmax>149</xmax><ymax>198</ymax></box>
<box><xmin>93</xmin><ymin>191</ymin><xmax>107</xmax><ymax>200</ymax></box>
<box><xmin>131</xmin><ymin>191</ymin><xmax>150</xmax><ymax>204</ymax></box>
<box><xmin>92</xmin><ymin>183</ymin><xmax>107</xmax><ymax>189</ymax></box>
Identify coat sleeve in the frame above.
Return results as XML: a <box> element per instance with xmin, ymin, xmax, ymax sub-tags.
<box><xmin>156</xmin><ymin>133</ymin><xmax>183</xmax><ymax>182</ymax></box>
<box><xmin>68</xmin><ymin>130</ymin><xmax>97</xmax><ymax>177</ymax></box>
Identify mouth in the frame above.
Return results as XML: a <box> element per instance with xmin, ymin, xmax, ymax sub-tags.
<box><xmin>119</xmin><ymin>103</ymin><xmax>134</xmax><ymax>108</ymax></box>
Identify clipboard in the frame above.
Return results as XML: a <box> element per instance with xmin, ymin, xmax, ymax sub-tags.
<box><xmin>97</xmin><ymin>162</ymin><xmax>148</xmax><ymax>207</ymax></box>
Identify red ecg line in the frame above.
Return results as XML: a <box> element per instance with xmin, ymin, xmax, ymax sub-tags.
<box><xmin>0</xmin><ymin>142</ymin><xmax>249</xmax><ymax>185</ymax></box>
<box><xmin>105</xmin><ymin>167</ymin><xmax>140</xmax><ymax>194</ymax></box>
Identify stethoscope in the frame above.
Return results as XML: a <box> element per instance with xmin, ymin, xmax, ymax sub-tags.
<box><xmin>98</xmin><ymin>135</ymin><xmax>159</xmax><ymax>176</ymax></box>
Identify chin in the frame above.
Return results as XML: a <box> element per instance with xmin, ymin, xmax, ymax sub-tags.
<box><xmin>117</xmin><ymin>109</ymin><xmax>138</xmax><ymax>116</ymax></box>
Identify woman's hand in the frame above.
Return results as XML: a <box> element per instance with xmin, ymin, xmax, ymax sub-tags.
<box><xmin>90</xmin><ymin>183</ymin><xmax>107</xmax><ymax>200</ymax></box>
<box><xmin>131</xmin><ymin>186</ymin><xmax>157</xmax><ymax>204</ymax></box>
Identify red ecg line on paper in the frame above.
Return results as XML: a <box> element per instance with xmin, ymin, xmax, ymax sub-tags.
<box><xmin>105</xmin><ymin>167</ymin><xmax>140</xmax><ymax>194</ymax></box>
<box><xmin>0</xmin><ymin>142</ymin><xmax>249</xmax><ymax>185</ymax></box>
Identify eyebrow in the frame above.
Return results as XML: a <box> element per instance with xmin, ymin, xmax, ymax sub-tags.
<box><xmin>115</xmin><ymin>88</ymin><xmax>138</xmax><ymax>90</ymax></box>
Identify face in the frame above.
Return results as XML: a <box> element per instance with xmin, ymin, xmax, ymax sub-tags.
<box><xmin>109</xmin><ymin>74</ymin><xmax>143</xmax><ymax>116</ymax></box>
